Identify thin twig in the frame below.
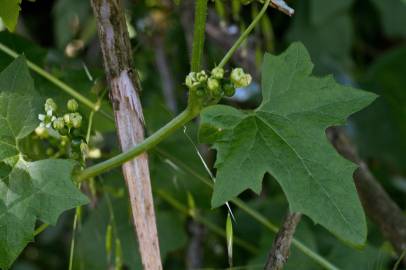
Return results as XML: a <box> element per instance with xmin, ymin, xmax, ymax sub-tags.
<box><xmin>270</xmin><ymin>0</ymin><xmax>295</xmax><ymax>16</ymax></box>
<box><xmin>264</xmin><ymin>212</ymin><xmax>302</xmax><ymax>270</ymax></box>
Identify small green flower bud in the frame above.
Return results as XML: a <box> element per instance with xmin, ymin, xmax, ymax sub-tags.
<box><xmin>196</xmin><ymin>71</ymin><xmax>208</xmax><ymax>82</ymax></box>
<box><xmin>45</xmin><ymin>98</ymin><xmax>57</xmax><ymax>113</ymax></box>
<box><xmin>71</xmin><ymin>113</ymin><xmax>83</xmax><ymax>129</ymax></box>
<box><xmin>63</xmin><ymin>113</ymin><xmax>71</xmax><ymax>125</ymax></box>
<box><xmin>224</xmin><ymin>83</ymin><xmax>236</xmax><ymax>97</ymax></box>
<box><xmin>230</xmin><ymin>68</ymin><xmax>244</xmax><ymax>83</ymax></box>
<box><xmin>231</xmin><ymin>68</ymin><xmax>252</xmax><ymax>88</ymax></box>
<box><xmin>67</xmin><ymin>99</ymin><xmax>79</xmax><ymax>112</ymax></box>
<box><xmin>211</xmin><ymin>67</ymin><xmax>224</xmax><ymax>79</ymax></box>
<box><xmin>185</xmin><ymin>72</ymin><xmax>197</xmax><ymax>88</ymax></box>
<box><xmin>35</xmin><ymin>127</ymin><xmax>49</xmax><ymax>138</ymax></box>
<box><xmin>207</xmin><ymin>78</ymin><xmax>220</xmax><ymax>92</ymax></box>
<box><xmin>240</xmin><ymin>74</ymin><xmax>252</xmax><ymax>87</ymax></box>
<box><xmin>53</xmin><ymin>117</ymin><xmax>65</xmax><ymax>130</ymax></box>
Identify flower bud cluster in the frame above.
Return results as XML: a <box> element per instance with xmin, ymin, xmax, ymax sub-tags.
<box><xmin>185</xmin><ymin>67</ymin><xmax>252</xmax><ymax>103</ymax></box>
<box><xmin>36</xmin><ymin>98</ymin><xmax>87</xmax><ymax>162</ymax></box>
<box><xmin>39</xmin><ymin>98</ymin><xmax>83</xmax><ymax>132</ymax></box>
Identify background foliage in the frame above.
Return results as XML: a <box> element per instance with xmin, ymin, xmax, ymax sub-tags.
<box><xmin>0</xmin><ymin>0</ymin><xmax>405</xmax><ymax>269</ymax></box>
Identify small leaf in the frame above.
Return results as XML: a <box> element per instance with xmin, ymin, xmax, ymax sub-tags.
<box><xmin>199</xmin><ymin>42</ymin><xmax>377</xmax><ymax>245</ymax></box>
<box><xmin>0</xmin><ymin>0</ymin><xmax>22</xmax><ymax>32</ymax></box>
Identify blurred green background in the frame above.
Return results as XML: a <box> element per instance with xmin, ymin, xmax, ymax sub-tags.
<box><xmin>1</xmin><ymin>0</ymin><xmax>405</xmax><ymax>269</ymax></box>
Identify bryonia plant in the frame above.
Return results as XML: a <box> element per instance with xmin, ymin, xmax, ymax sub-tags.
<box><xmin>0</xmin><ymin>0</ymin><xmax>382</xmax><ymax>269</ymax></box>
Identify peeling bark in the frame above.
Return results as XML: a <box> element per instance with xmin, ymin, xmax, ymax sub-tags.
<box><xmin>90</xmin><ymin>0</ymin><xmax>162</xmax><ymax>269</ymax></box>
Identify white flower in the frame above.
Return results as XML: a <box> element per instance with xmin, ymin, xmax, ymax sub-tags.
<box><xmin>38</xmin><ymin>114</ymin><xmax>45</xmax><ymax>121</ymax></box>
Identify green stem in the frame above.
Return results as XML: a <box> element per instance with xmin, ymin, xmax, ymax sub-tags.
<box><xmin>191</xmin><ymin>0</ymin><xmax>208</xmax><ymax>72</ymax></box>
<box><xmin>33</xmin><ymin>223</ymin><xmax>48</xmax><ymax>236</ymax></box>
<box><xmin>0</xmin><ymin>42</ymin><xmax>112</xmax><ymax>120</ymax></box>
<box><xmin>68</xmin><ymin>204</ymin><xmax>81</xmax><ymax>270</ymax></box>
<box><xmin>156</xmin><ymin>189</ymin><xmax>258</xmax><ymax>254</ymax></box>
<box><xmin>217</xmin><ymin>0</ymin><xmax>271</xmax><ymax>69</ymax></box>
<box><xmin>154</xmin><ymin>148</ymin><xmax>340</xmax><ymax>270</ymax></box>
<box><xmin>78</xmin><ymin>107</ymin><xmax>199</xmax><ymax>181</ymax></box>
<box><xmin>86</xmin><ymin>111</ymin><xmax>95</xmax><ymax>143</ymax></box>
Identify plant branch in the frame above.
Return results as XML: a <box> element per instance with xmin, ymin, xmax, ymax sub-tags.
<box><xmin>90</xmin><ymin>0</ymin><xmax>162</xmax><ymax>268</ymax></box>
<box><xmin>0</xmin><ymin>42</ymin><xmax>112</xmax><ymax>120</ymax></box>
<box><xmin>264</xmin><ymin>212</ymin><xmax>302</xmax><ymax>270</ymax></box>
<box><xmin>78</xmin><ymin>107</ymin><xmax>197</xmax><ymax>181</ymax></box>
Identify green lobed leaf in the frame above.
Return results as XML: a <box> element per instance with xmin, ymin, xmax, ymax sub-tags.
<box><xmin>0</xmin><ymin>0</ymin><xmax>22</xmax><ymax>32</ymax></box>
<box><xmin>199</xmin><ymin>43</ymin><xmax>377</xmax><ymax>245</ymax></box>
<box><xmin>0</xmin><ymin>58</ymin><xmax>88</xmax><ymax>269</ymax></box>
